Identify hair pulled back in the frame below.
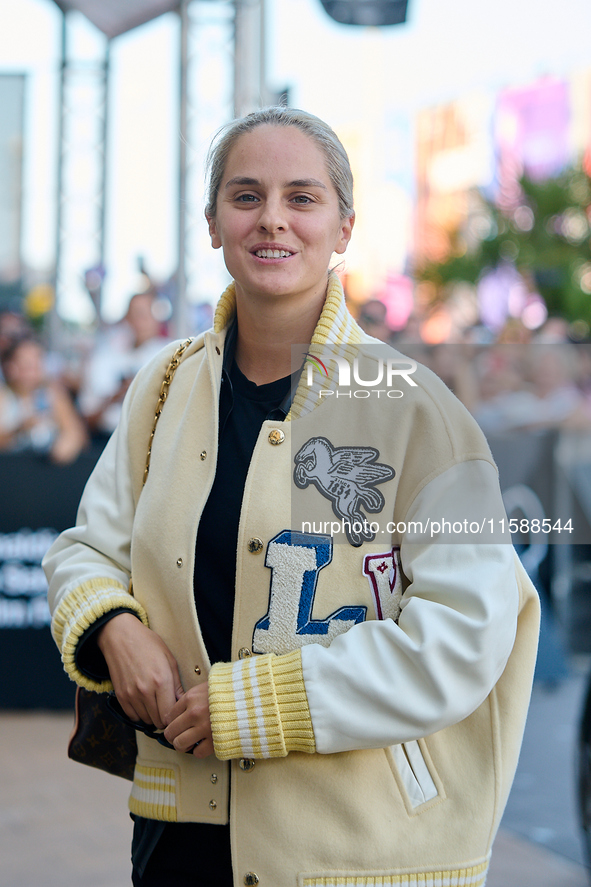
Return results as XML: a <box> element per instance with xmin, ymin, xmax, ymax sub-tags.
<box><xmin>204</xmin><ymin>107</ymin><xmax>354</xmax><ymax>221</ymax></box>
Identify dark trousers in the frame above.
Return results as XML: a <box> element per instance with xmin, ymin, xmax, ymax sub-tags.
<box><xmin>131</xmin><ymin>817</ymin><xmax>233</xmax><ymax>887</ymax></box>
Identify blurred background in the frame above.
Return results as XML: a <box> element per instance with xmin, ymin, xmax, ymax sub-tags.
<box><xmin>3</xmin><ymin>1</ymin><xmax>591</xmax><ymax>884</ymax></box>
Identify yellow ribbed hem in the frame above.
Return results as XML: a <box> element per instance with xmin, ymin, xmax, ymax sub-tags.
<box><xmin>300</xmin><ymin>857</ymin><xmax>490</xmax><ymax>886</ymax></box>
<box><xmin>129</xmin><ymin>764</ymin><xmax>177</xmax><ymax>821</ymax></box>
<box><xmin>209</xmin><ymin>651</ymin><xmax>315</xmax><ymax>760</ymax></box>
<box><xmin>51</xmin><ymin>577</ymin><xmax>149</xmax><ymax>693</ymax></box>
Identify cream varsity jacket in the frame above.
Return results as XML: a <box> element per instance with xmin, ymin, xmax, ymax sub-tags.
<box><xmin>44</xmin><ymin>275</ymin><xmax>539</xmax><ymax>887</ymax></box>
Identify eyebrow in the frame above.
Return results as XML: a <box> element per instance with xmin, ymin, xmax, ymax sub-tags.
<box><xmin>224</xmin><ymin>176</ymin><xmax>328</xmax><ymax>190</ymax></box>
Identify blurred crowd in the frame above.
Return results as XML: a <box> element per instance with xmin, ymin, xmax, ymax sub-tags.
<box><xmin>1</xmin><ymin>290</ymin><xmax>590</xmax><ymax>467</ymax></box>
<box><xmin>0</xmin><ymin>290</ymin><xmax>171</xmax><ymax>465</ymax></box>
<box><xmin>356</xmin><ymin>299</ymin><xmax>591</xmax><ymax>436</ymax></box>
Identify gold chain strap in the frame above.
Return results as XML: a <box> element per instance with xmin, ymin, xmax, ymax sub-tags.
<box><xmin>143</xmin><ymin>338</ymin><xmax>194</xmax><ymax>486</ymax></box>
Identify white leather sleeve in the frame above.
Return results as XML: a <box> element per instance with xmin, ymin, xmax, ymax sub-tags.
<box><xmin>301</xmin><ymin>460</ymin><xmax>519</xmax><ymax>754</ymax></box>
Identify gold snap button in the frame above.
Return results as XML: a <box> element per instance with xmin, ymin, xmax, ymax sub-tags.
<box><xmin>200</xmin><ymin>451</ymin><xmax>207</xmax><ymax>461</ymax></box>
<box><xmin>176</xmin><ymin>558</ymin><xmax>183</xmax><ymax>568</ymax></box>
<box><xmin>247</xmin><ymin>537</ymin><xmax>263</xmax><ymax>554</ymax></box>
<box><xmin>194</xmin><ymin>665</ymin><xmax>201</xmax><ymax>675</ymax></box>
<box><xmin>209</xmin><ymin>799</ymin><xmax>217</xmax><ymax>810</ymax></box>
<box><xmin>244</xmin><ymin>874</ymin><xmax>259</xmax><ymax>886</ymax></box>
<box><xmin>238</xmin><ymin>647</ymin><xmax>252</xmax><ymax>659</ymax></box>
<box><xmin>268</xmin><ymin>429</ymin><xmax>285</xmax><ymax>445</ymax></box>
<box><xmin>210</xmin><ymin>773</ymin><xmax>218</xmax><ymax>784</ymax></box>
<box><xmin>239</xmin><ymin>758</ymin><xmax>255</xmax><ymax>772</ymax></box>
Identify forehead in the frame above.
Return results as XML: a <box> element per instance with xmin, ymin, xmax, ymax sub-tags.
<box><xmin>11</xmin><ymin>342</ymin><xmax>41</xmax><ymax>362</ymax></box>
<box><xmin>223</xmin><ymin>124</ymin><xmax>331</xmax><ymax>182</ymax></box>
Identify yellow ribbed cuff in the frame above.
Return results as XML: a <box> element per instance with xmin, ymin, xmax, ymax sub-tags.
<box><xmin>209</xmin><ymin>650</ymin><xmax>315</xmax><ymax>761</ymax></box>
<box><xmin>51</xmin><ymin>577</ymin><xmax>149</xmax><ymax>692</ymax></box>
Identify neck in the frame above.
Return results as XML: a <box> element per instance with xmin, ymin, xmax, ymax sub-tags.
<box><xmin>233</xmin><ymin>284</ymin><xmax>327</xmax><ymax>385</ymax></box>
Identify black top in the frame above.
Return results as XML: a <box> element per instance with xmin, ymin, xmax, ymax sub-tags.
<box><xmin>193</xmin><ymin>357</ymin><xmax>291</xmax><ymax>664</ymax></box>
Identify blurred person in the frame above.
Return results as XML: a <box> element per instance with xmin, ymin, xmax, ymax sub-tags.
<box><xmin>78</xmin><ymin>291</ymin><xmax>170</xmax><ymax>440</ymax></box>
<box><xmin>567</xmin><ymin>344</ymin><xmax>591</xmax><ymax>429</ymax></box>
<box><xmin>516</xmin><ymin>345</ymin><xmax>584</xmax><ymax>428</ymax></box>
<box><xmin>419</xmin><ymin>343</ymin><xmax>481</xmax><ymax>412</ymax></box>
<box><xmin>473</xmin><ymin>343</ymin><xmax>587</xmax><ymax>433</ymax></box>
<box><xmin>534</xmin><ymin>316</ymin><xmax>570</xmax><ymax>344</ymax></box>
<box><xmin>392</xmin><ymin>311</ymin><xmax>425</xmax><ymax>347</ymax></box>
<box><xmin>44</xmin><ymin>108</ymin><xmax>538</xmax><ymax>887</ymax></box>
<box><xmin>0</xmin><ymin>310</ymin><xmax>31</xmax><ymax>351</ymax></box>
<box><xmin>0</xmin><ymin>311</ymin><xmax>32</xmax><ymax>380</ymax></box>
<box><xmin>356</xmin><ymin>297</ymin><xmax>393</xmax><ymax>344</ymax></box>
<box><xmin>496</xmin><ymin>317</ymin><xmax>532</xmax><ymax>345</ymax></box>
<box><xmin>470</xmin><ymin>345</ymin><xmax>527</xmax><ymax>433</ymax></box>
<box><xmin>0</xmin><ymin>336</ymin><xmax>88</xmax><ymax>463</ymax></box>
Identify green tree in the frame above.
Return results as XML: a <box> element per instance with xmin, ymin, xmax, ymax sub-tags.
<box><xmin>417</xmin><ymin>165</ymin><xmax>591</xmax><ymax>328</ymax></box>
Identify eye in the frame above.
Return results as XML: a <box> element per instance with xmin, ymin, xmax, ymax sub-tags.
<box><xmin>235</xmin><ymin>193</ymin><xmax>259</xmax><ymax>204</ymax></box>
<box><xmin>291</xmin><ymin>194</ymin><xmax>313</xmax><ymax>205</ymax></box>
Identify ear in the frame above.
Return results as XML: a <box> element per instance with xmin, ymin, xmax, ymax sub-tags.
<box><xmin>333</xmin><ymin>213</ymin><xmax>355</xmax><ymax>255</ymax></box>
<box><xmin>206</xmin><ymin>212</ymin><xmax>222</xmax><ymax>250</ymax></box>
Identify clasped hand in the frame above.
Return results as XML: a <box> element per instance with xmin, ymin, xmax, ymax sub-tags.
<box><xmin>97</xmin><ymin>612</ymin><xmax>213</xmax><ymax>758</ymax></box>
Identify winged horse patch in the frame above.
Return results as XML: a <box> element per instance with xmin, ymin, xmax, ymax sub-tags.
<box><xmin>293</xmin><ymin>436</ymin><xmax>395</xmax><ymax>546</ymax></box>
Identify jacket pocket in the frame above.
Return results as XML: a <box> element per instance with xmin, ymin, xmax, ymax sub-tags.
<box><xmin>299</xmin><ymin>857</ymin><xmax>490</xmax><ymax>887</ymax></box>
<box><xmin>384</xmin><ymin>738</ymin><xmax>445</xmax><ymax>815</ymax></box>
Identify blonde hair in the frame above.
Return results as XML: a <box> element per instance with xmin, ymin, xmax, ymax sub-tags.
<box><xmin>205</xmin><ymin>107</ymin><xmax>354</xmax><ymax>220</ymax></box>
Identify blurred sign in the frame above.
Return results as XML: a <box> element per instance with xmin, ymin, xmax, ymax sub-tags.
<box><xmin>494</xmin><ymin>77</ymin><xmax>571</xmax><ymax>212</ymax></box>
<box><xmin>319</xmin><ymin>0</ymin><xmax>408</xmax><ymax>26</ymax></box>
<box><xmin>0</xmin><ymin>447</ymin><xmax>104</xmax><ymax>708</ymax></box>
<box><xmin>496</xmin><ymin>78</ymin><xmax>570</xmax><ymax>183</ymax></box>
<box><xmin>53</xmin><ymin>0</ymin><xmax>181</xmax><ymax>39</ymax></box>
<box><xmin>0</xmin><ymin>75</ymin><xmax>25</xmax><ymax>284</ymax></box>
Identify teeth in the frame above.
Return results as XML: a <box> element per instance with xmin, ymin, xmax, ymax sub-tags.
<box><xmin>255</xmin><ymin>249</ymin><xmax>292</xmax><ymax>258</ymax></box>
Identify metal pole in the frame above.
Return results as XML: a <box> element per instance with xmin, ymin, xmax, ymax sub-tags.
<box><xmin>96</xmin><ymin>38</ymin><xmax>111</xmax><ymax>322</ymax></box>
<box><xmin>51</xmin><ymin>10</ymin><xmax>67</xmax><ymax>349</ymax></box>
<box><xmin>232</xmin><ymin>0</ymin><xmax>243</xmax><ymax>118</ymax></box>
<box><xmin>176</xmin><ymin>0</ymin><xmax>189</xmax><ymax>338</ymax></box>
<box><xmin>233</xmin><ymin>0</ymin><xmax>263</xmax><ymax>117</ymax></box>
<box><xmin>259</xmin><ymin>0</ymin><xmax>267</xmax><ymax>106</ymax></box>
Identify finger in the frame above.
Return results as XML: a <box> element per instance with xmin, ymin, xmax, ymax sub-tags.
<box><xmin>192</xmin><ymin>737</ymin><xmax>214</xmax><ymax>759</ymax></box>
<box><xmin>142</xmin><ymin>692</ymin><xmax>167</xmax><ymax>729</ymax></box>
<box><xmin>122</xmin><ymin>693</ymin><xmax>153</xmax><ymax>725</ymax></box>
<box><xmin>172</xmin><ymin>661</ymin><xmax>184</xmax><ymax>700</ymax></box>
<box><xmin>160</xmin><ymin>661</ymin><xmax>185</xmax><ymax>725</ymax></box>
<box><xmin>164</xmin><ymin>682</ymin><xmax>210</xmax><ymax>740</ymax></box>
<box><xmin>163</xmin><ymin>692</ymin><xmax>188</xmax><ymax>729</ymax></box>
<box><xmin>116</xmin><ymin>679</ymin><xmax>160</xmax><ymax>726</ymax></box>
<box><xmin>110</xmin><ymin>679</ymin><xmax>145</xmax><ymax>724</ymax></box>
<box><xmin>163</xmin><ymin>707</ymin><xmax>194</xmax><ymax>745</ymax></box>
<box><xmin>139</xmin><ymin>675</ymin><xmax>178</xmax><ymax>728</ymax></box>
<box><xmin>171</xmin><ymin>726</ymin><xmax>204</xmax><ymax>754</ymax></box>
<box><xmin>154</xmin><ymin>679</ymin><xmax>180</xmax><ymax>730</ymax></box>
<box><xmin>117</xmin><ymin>698</ymin><xmax>142</xmax><ymax>723</ymax></box>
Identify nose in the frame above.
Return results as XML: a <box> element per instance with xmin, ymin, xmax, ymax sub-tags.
<box><xmin>257</xmin><ymin>195</ymin><xmax>287</xmax><ymax>234</ymax></box>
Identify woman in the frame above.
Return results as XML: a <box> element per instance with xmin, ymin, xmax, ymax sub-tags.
<box><xmin>78</xmin><ymin>290</ymin><xmax>171</xmax><ymax>441</ymax></box>
<box><xmin>44</xmin><ymin>107</ymin><xmax>539</xmax><ymax>887</ymax></box>
<box><xmin>0</xmin><ymin>335</ymin><xmax>87</xmax><ymax>463</ymax></box>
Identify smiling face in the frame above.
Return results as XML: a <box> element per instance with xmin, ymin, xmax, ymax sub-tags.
<box><xmin>207</xmin><ymin>124</ymin><xmax>354</xmax><ymax>311</ymax></box>
<box><xmin>3</xmin><ymin>340</ymin><xmax>45</xmax><ymax>395</ymax></box>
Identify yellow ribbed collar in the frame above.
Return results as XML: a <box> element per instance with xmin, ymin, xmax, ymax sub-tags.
<box><xmin>211</xmin><ymin>273</ymin><xmax>363</xmax><ymax>420</ymax></box>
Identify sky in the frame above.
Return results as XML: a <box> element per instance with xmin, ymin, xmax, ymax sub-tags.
<box><xmin>1</xmin><ymin>0</ymin><xmax>591</xmax><ymax>323</ymax></box>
